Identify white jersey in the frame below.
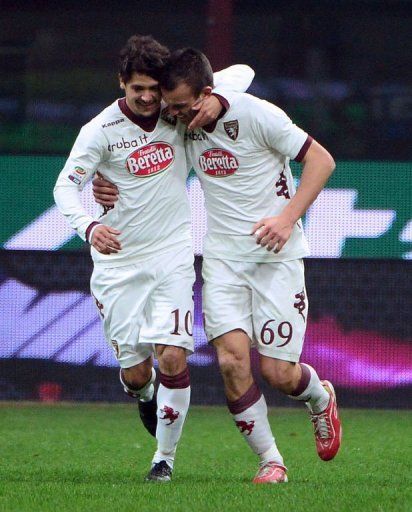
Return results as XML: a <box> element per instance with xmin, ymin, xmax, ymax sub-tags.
<box><xmin>185</xmin><ymin>92</ymin><xmax>311</xmax><ymax>262</ymax></box>
<box><xmin>54</xmin><ymin>66</ymin><xmax>255</xmax><ymax>268</ymax></box>
<box><xmin>54</xmin><ymin>100</ymin><xmax>190</xmax><ymax>267</ymax></box>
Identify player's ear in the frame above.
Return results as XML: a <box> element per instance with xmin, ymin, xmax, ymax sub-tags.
<box><xmin>119</xmin><ymin>74</ymin><xmax>126</xmax><ymax>90</ymax></box>
<box><xmin>202</xmin><ymin>86</ymin><xmax>213</xmax><ymax>97</ymax></box>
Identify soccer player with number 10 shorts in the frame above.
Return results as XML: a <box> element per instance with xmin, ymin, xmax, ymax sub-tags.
<box><xmin>53</xmin><ymin>35</ymin><xmax>254</xmax><ymax>482</ymax></box>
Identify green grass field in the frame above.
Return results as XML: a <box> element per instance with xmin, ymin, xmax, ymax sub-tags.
<box><xmin>0</xmin><ymin>404</ymin><xmax>410</xmax><ymax>512</ymax></box>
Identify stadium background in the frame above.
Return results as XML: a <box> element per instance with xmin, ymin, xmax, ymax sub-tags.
<box><xmin>1</xmin><ymin>0</ymin><xmax>411</xmax><ymax>408</ymax></box>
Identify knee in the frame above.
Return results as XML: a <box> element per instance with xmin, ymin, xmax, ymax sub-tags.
<box><xmin>261</xmin><ymin>362</ymin><xmax>297</xmax><ymax>393</ymax></box>
<box><xmin>157</xmin><ymin>346</ymin><xmax>186</xmax><ymax>375</ymax></box>
<box><xmin>217</xmin><ymin>350</ymin><xmax>248</xmax><ymax>380</ymax></box>
<box><xmin>122</xmin><ymin>365</ymin><xmax>152</xmax><ymax>390</ymax></box>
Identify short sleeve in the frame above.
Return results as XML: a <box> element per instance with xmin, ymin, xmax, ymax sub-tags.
<box><xmin>252</xmin><ymin>99</ymin><xmax>308</xmax><ymax>159</ymax></box>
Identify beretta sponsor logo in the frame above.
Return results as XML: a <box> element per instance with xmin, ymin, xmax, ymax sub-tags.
<box><xmin>126</xmin><ymin>141</ymin><xmax>174</xmax><ymax>177</ymax></box>
<box><xmin>199</xmin><ymin>148</ymin><xmax>239</xmax><ymax>177</ymax></box>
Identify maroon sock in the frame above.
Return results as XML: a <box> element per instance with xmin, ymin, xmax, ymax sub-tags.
<box><xmin>289</xmin><ymin>363</ymin><xmax>311</xmax><ymax>397</ymax></box>
<box><xmin>227</xmin><ymin>382</ymin><xmax>262</xmax><ymax>414</ymax></box>
<box><xmin>159</xmin><ymin>367</ymin><xmax>190</xmax><ymax>389</ymax></box>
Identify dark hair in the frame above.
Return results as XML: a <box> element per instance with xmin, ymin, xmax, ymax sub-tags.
<box><xmin>160</xmin><ymin>48</ymin><xmax>214</xmax><ymax>96</ymax></box>
<box><xmin>119</xmin><ymin>35</ymin><xmax>170</xmax><ymax>83</ymax></box>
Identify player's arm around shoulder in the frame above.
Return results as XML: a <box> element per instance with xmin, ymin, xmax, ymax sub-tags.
<box><xmin>213</xmin><ymin>64</ymin><xmax>255</xmax><ymax>93</ymax></box>
<box><xmin>188</xmin><ymin>65</ymin><xmax>255</xmax><ymax>130</ymax></box>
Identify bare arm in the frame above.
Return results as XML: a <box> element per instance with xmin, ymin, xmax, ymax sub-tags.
<box><xmin>92</xmin><ymin>171</ymin><xmax>119</xmax><ymax>206</ymax></box>
<box><xmin>188</xmin><ymin>64</ymin><xmax>255</xmax><ymax>130</ymax></box>
<box><xmin>87</xmin><ymin>173</ymin><xmax>121</xmax><ymax>253</ymax></box>
<box><xmin>188</xmin><ymin>95</ymin><xmax>224</xmax><ymax>131</ymax></box>
<box><xmin>252</xmin><ymin>140</ymin><xmax>335</xmax><ymax>252</ymax></box>
<box><xmin>213</xmin><ymin>65</ymin><xmax>255</xmax><ymax>93</ymax></box>
<box><xmin>280</xmin><ymin>140</ymin><xmax>335</xmax><ymax>223</ymax></box>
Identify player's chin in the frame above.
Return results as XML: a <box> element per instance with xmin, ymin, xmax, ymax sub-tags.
<box><xmin>136</xmin><ymin>104</ymin><xmax>160</xmax><ymax>117</ymax></box>
<box><xmin>139</xmin><ymin>111</ymin><xmax>158</xmax><ymax>119</ymax></box>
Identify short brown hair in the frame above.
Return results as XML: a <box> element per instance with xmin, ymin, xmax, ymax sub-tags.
<box><xmin>119</xmin><ymin>35</ymin><xmax>170</xmax><ymax>83</ymax></box>
<box><xmin>160</xmin><ymin>48</ymin><xmax>214</xmax><ymax>96</ymax></box>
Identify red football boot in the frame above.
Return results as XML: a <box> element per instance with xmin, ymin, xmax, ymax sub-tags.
<box><xmin>310</xmin><ymin>380</ymin><xmax>342</xmax><ymax>461</ymax></box>
<box><xmin>252</xmin><ymin>462</ymin><xmax>288</xmax><ymax>484</ymax></box>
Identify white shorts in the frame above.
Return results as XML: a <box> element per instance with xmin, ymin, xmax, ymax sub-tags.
<box><xmin>90</xmin><ymin>246</ymin><xmax>195</xmax><ymax>368</ymax></box>
<box><xmin>202</xmin><ymin>258</ymin><xmax>308</xmax><ymax>362</ymax></box>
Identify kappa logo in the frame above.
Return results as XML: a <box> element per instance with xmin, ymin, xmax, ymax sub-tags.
<box><xmin>110</xmin><ymin>340</ymin><xmax>120</xmax><ymax>358</ymax></box>
<box><xmin>294</xmin><ymin>289</ymin><xmax>307</xmax><ymax>321</ymax></box>
<box><xmin>276</xmin><ymin>165</ymin><xmax>290</xmax><ymax>199</ymax></box>
<box><xmin>199</xmin><ymin>148</ymin><xmax>239</xmax><ymax>177</ymax></box>
<box><xmin>235</xmin><ymin>420</ymin><xmax>255</xmax><ymax>436</ymax></box>
<box><xmin>161</xmin><ymin>107</ymin><xmax>177</xmax><ymax>126</ymax></box>
<box><xmin>224</xmin><ymin>120</ymin><xmax>239</xmax><ymax>141</ymax></box>
<box><xmin>102</xmin><ymin>118</ymin><xmax>125</xmax><ymax>129</ymax></box>
<box><xmin>126</xmin><ymin>141</ymin><xmax>174</xmax><ymax>177</ymax></box>
<box><xmin>100</xmin><ymin>204</ymin><xmax>114</xmax><ymax>217</ymax></box>
<box><xmin>160</xmin><ymin>405</ymin><xmax>180</xmax><ymax>425</ymax></box>
<box><xmin>92</xmin><ymin>293</ymin><xmax>104</xmax><ymax>318</ymax></box>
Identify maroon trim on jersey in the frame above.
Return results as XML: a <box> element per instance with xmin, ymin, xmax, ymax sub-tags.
<box><xmin>118</xmin><ymin>98</ymin><xmax>159</xmax><ymax>132</ymax></box>
<box><xmin>294</xmin><ymin>135</ymin><xmax>313</xmax><ymax>162</ymax></box>
<box><xmin>202</xmin><ymin>93</ymin><xmax>229</xmax><ymax>133</ymax></box>
<box><xmin>290</xmin><ymin>363</ymin><xmax>312</xmax><ymax>396</ymax></box>
<box><xmin>85</xmin><ymin>221</ymin><xmax>101</xmax><ymax>243</ymax></box>
<box><xmin>212</xmin><ymin>93</ymin><xmax>229</xmax><ymax>112</ymax></box>
<box><xmin>227</xmin><ymin>382</ymin><xmax>262</xmax><ymax>415</ymax></box>
<box><xmin>159</xmin><ymin>367</ymin><xmax>190</xmax><ymax>389</ymax></box>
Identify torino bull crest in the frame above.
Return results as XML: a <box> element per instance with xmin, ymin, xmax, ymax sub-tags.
<box><xmin>224</xmin><ymin>120</ymin><xmax>239</xmax><ymax>141</ymax></box>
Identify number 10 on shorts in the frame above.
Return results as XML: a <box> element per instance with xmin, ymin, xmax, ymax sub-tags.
<box><xmin>171</xmin><ymin>308</ymin><xmax>193</xmax><ymax>336</ymax></box>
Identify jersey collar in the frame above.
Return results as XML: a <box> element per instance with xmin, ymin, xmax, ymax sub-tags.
<box><xmin>118</xmin><ymin>98</ymin><xmax>159</xmax><ymax>132</ymax></box>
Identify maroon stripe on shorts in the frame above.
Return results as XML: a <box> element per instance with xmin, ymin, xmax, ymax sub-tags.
<box><xmin>227</xmin><ymin>382</ymin><xmax>262</xmax><ymax>415</ymax></box>
<box><xmin>290</xmin><ymin>363</ymin><xmax>312</xmax><ymax>396</ymax></box>
<box><xmin>159</xmin><ymin>367</ymin><xmax>190</xmax><ymax>389</ymax></box>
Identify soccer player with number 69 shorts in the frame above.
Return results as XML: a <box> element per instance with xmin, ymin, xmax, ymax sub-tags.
<box><xmin>53</xmin><ymin>35</ymin><xmax>254</xmax><ymax>482</ymax></box>
<box><xmin>159</xmin><ymin>48</ymin><xmax>342</xmax><ymax>484</ymax></box>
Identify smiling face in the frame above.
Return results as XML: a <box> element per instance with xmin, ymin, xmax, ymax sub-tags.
<box><xmin>161</xmin><ymin>81</ymin><xmax>211</xmax><ymax>125</ymax></box>
<box><xmin>120</xmin><ymin>72</ymin><xmax>162</xmax><ymax>117</ymax></box>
